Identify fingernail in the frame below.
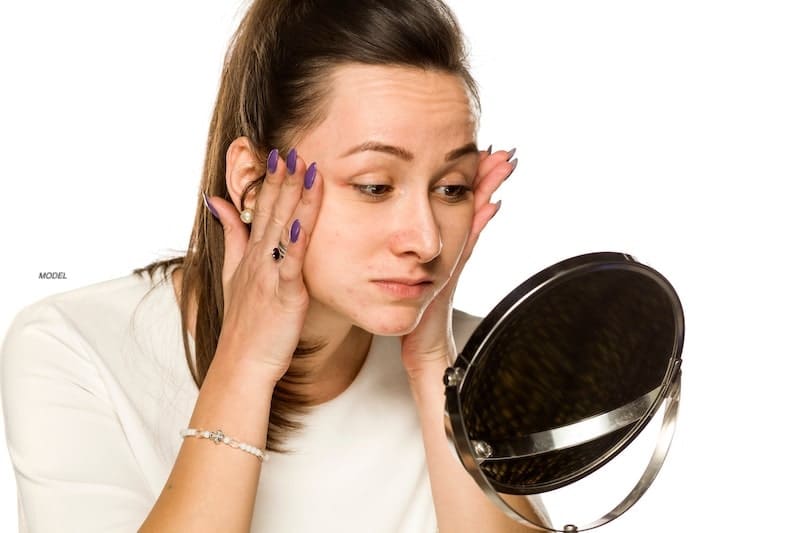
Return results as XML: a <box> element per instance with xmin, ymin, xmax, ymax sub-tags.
<box><xmin>304</xmin><ymin>162</ymin><xmax>317</xmax><ymax>190</ymax></box>
<box><xmin>290</xmin><ymin>219</ymin><xmax>301</xmax><ymax>243</ymax></box>
<box><xmin>487</xmin><ymin>144</ymin><xmax>493</xmax><ymax>155</ymax></box>
<box><xmin>267</xmin><ymin>148</ymin><xmax>279</xmax><ymax>174</ymax></box>
<box><xmin>202</xmin><ymin>192</ymin><xmax>220</xmax><ymax>220</ymax></box>
<box><xmin>491</xmin><ymin>200</ymin><xmax>502</xmax><ymax>219</ymax></box>
<box><xmin>506</xmin><ymin>148</ymin><xmax>517</xmax><ymax>161</ymax></box>
<box><xmin>505</xmin><ymin>158</ymin><xmax>518</xmax><ymax>181</ymax></box>
<box><xmin>287</xmin><ymin>148</ymin><xmax>297</xmax><ymax>175</ymax></box>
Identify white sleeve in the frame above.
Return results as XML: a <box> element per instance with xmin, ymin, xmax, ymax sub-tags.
<box><xmin>0</xmin><ymin>308</ymin><xmax>153</xmax><ymax>532</ymax></box>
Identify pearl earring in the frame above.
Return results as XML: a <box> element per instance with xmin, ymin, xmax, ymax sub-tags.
<box><xmin>240</xmin><ymin>208</ymin><xmax>254</xmax><ymax>224</ymax></box>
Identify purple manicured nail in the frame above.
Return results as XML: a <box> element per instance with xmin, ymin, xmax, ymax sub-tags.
<box><xmin>287</xmin><ymin>148</ymin><xmax>297</xmax><ymax>175</ymax></box>
<box><xmin>491</xmin><ymin>200</ymin><xmax>502</xmax><ymax>219</ymax></box>
<box><xmin>505</xmin><ymin>158</ymin><xmax>518</xmax><ymax>181</ymax></box>
<box><xmin>202</xmin><ymin>192</ymin><xmax>220</xmax><ymax>220</ymax></box>
<box><xmin>267</xmin><ymin>148</ymin><xmax>279</xmax><ymax>174</ymax></box>
<box><xmin>506</xmin><ymin>148</ymin><xmax>517</xmax><ymax>161</ymax></box>
<box><xmin>304</xmin><ymin>162</ymin><xmax>317</xmax><ymax>190</ymax></box>
<box><xmin>487</xmin><ymin>144</ymin><xmax>493</xmax><ymax>155</ymax></box>
<box><xmin>290</xmin><ymin>219</ymin><xmax>301</xmax><ymax>243</ymax></box>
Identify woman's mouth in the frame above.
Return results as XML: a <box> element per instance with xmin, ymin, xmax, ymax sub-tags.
<box><xmin>372</xmin><ymin>278</ymin><xmax>434</xmax><ymax>299</ymax></box>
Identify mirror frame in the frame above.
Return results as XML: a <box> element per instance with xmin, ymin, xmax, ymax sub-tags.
<box><xmin>443</xmin><ymin>252</ymin><xmax>685</xmax><ymax>531</ymax></box>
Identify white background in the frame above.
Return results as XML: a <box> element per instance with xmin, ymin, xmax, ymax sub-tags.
<box><xmin>1</xmin><ymin>1</ymin><xmax>798</xmax><ymax>531</ymax></box>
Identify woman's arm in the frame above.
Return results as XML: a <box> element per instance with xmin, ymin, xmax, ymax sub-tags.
<box><xmin>142</xmin><ymin>151</ymin><xmax>323</xmax><ymax>531</ymax></box>
<box><xmin>139</xmin><ymin>339</ymin><xmax>278</xmax><ymax>532</ymax></box>
<box><xmin>407</xmin><ymin>354</ymin><xmax>542</xmax><ymax>533</ymax></box>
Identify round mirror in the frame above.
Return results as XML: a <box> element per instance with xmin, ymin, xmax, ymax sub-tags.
<box><xmin>444</xmin><ymin>252</ymin><xmax>684</xmax><ymax>531</ymax></box>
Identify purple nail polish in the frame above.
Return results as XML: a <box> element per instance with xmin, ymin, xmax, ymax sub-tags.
<box><xmin>506</xmin><ymin>148</ymin><xmax>517</xmax><ymax>161</ymax></box>
<box><xmin>202</xmin><ymin>192</ymin><xmax>220</xmax><ymax>220</ymax></box>
<box><xmin>505</xmin><ymin>158</ymin><xmax>518</xmax><ymax>181</ymax></box>
<box><xmin>290</xmin><ymin>219</ymin><xmax>301</xmax><ymax>243</ymax></box>
<box><xmin>304</xmin><ymin>163</ymin><xmax>317</xmax><ymax>190</ymax></box>
<box><xmin>287</xmin><ymin>148</ymin><xmax>297</xmax><ymax>175</ymax></box>
<box><xmin>487</xmin><ymin>144</ymin><xmax>493</xmax><ymax>155</ymax></box>
<box><xmin>267</xmin><ymin>148</ymin><xmax>279</xmax><ymax>174</ymax></box>
<box><xmin>491</xmin><ymin>200</ymin><xmax>502</xmax><ymax>219</ymax></box>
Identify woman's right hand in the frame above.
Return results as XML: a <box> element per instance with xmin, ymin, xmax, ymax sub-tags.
<box><xmin>203</xmin><ymin>146</ymin><xmax>323</xmax><ymax>383</ymax></box>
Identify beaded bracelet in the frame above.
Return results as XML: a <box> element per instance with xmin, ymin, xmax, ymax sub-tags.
<box><xmin>180</xmin><ymin>428</ymin><xmax>269</xmax><ymax>463</ymax></box>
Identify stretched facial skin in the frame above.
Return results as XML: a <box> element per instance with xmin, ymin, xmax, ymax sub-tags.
<box><xmin>296</xmin><ymin>64</ymin><xmax>480</xmax><ymax>336</ymax></box>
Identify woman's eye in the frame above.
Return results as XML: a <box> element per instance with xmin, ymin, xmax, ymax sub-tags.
<box><xmin>434</xmin><ymin>185</ymin><xmax>471</xmax><ymax>202</ymax></box>
<box><xmin>355</xmin><ymin>184</ymin><xmax>393</xmax><ymax>198</ymax></box>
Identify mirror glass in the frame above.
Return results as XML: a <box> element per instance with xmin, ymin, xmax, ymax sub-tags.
<box><xmin>445</xmin><ymin>252</ymin><xmax>684</xmax><ymax>531</ymax></box>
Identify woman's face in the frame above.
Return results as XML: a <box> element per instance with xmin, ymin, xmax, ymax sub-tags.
<box><xmin>296</xmin><ymin>64</ymin><xmax>479</xmax><ymax>336</ymax></box>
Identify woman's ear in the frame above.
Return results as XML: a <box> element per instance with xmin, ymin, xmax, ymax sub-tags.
<box><xmin>225</xmin><ymin>136</ymin><xmax>264</xmax><ymax>211</ymax></box>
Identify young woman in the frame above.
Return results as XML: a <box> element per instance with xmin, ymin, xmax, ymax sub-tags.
<box><xmin>1</xmin><ymin>1</ymin><xmax>533</xmax><ymax>531</ymax></box>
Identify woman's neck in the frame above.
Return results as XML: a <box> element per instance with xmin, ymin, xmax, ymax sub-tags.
<box><xmin>292</xmin><ymin>318</ymin><xmax>373</xmax><ymax>405</ymax></box>
<box><xmin>171</xmin><ymin>267</ymin><xmax>373</xmax><ymax>405</ymax></box>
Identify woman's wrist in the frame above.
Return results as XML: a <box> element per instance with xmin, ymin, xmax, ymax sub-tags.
<box><xmin>404</xmin><ymin>349</ymin><xmax>452</xmax><ymax>390</ymax></box>
<box><xmin>214</xmin><ymin>333</ymin><xmax>289</xmax><ymax>387</ymax></box>
<box><xmin>189</xmin><ymin>343</ymin><xmax>279</xmax><ymax>450</ymax></box>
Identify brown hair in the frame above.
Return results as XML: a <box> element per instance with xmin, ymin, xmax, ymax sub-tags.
<box><xmin>134</xmin><ymin>0</ymin><xmax>480</xmax><ymax>452</ymax></box>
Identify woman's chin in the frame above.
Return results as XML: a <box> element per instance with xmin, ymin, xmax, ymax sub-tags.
<box><xmin>355</xmin><ymin>305</ymin><xmax>426</xmax><ymax>337</ymax></box>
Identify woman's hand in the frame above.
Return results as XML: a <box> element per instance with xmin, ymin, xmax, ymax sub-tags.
<box><xmin>203</xmin><ymin>148</ymin><xmax>324</xmax><ymax>383</ymax></box>
<box><xmin>400</xmin><ymin>147</ymin><xmax>518</xmax><ymax>378</ymax></box>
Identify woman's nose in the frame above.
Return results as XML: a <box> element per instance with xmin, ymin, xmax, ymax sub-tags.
<box><xmin>389</xmin><ymin>200</ymin><xmax>443</xmax><ymax>263</ymax></box>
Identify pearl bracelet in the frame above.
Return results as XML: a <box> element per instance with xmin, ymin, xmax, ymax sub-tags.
<box><xmin>180</xmin><ymin>428</ymin><xmax>269</xmax><ymax>463</ymax></box>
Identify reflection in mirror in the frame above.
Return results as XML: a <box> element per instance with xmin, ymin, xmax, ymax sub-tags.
<box><xmin>445</xmin><ymin>253</ymin><xmax>684</xmax><ymax>531</ymax></box>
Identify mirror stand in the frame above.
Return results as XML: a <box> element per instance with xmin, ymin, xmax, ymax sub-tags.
<box><xmin>445</xmin><ymin>369</ymin><xmax>682</xmax><ymax>532</ymax></box>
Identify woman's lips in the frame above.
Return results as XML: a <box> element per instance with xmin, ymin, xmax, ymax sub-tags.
<box><xmin>372</xmin><ymin>279</ymin><xmax>434</xmax><ymax>299</ymax></box>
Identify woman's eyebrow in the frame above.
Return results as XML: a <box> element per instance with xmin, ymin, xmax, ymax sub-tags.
<box><xmin>341</xmin><ymin>141</ymin><xmax>478</xmax><ymax>162</ymax></box>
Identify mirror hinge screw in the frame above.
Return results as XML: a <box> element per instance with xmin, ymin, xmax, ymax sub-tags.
<box><xmin>443</xmin><ymin>367</ymin><xmax>465</xmax><ymax>387</ymax></box>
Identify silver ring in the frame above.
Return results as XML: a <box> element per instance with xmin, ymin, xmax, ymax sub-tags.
<box><xmin>271</xmin><ymin>242</ymin><xmax>287</xmax><ymax>262</ymax></box>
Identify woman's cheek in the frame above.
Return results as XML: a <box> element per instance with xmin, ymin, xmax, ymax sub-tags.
<box><xmin>437</xmin><ymin>204</ymin><xmax>473</xmax><ymax>253</ymax></box>
<box><xmin>303</xmin><ymin>199</ymin><xmax>367</xmax><ymax>287</ymax></box>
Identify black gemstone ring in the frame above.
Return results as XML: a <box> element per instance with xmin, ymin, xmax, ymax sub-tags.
<box><xmin>272</xmin><ymin>242</ymin><xmax>287</xmax><ymax>261</ymax></box>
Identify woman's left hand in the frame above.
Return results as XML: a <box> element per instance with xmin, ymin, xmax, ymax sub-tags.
<box><xmin>400</xmin><ymin>147</ymin><xmax>518</xmax><ymax>379</ymax></box>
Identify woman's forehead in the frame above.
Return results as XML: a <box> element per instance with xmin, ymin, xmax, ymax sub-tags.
<box><xmin>328</xmin><ymin>63</ymin><xmax>471</xmax><ymax>99</ymax></box>
<box><xmin>310</xmin><ymin>64</ymin><xmax>477</xmax><ymax>152</ymax></box>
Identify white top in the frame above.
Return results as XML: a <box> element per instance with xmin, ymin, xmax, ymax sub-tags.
<box><xmin>0</xmin><ymin>266</ymin><xmax>483</xmax><ymax>532</ymax></box>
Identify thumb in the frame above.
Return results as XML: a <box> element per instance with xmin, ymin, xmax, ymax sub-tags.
<box><xmin>203</xmin><ymin>192</ymin><xmax>249</xmax><ymax>291</ymax></box>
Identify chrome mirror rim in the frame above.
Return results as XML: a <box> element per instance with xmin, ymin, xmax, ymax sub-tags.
<box><xmin>443</xmin><ymin>252</ymin><xmax>685</xmax><ymax>531</ymax></box>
